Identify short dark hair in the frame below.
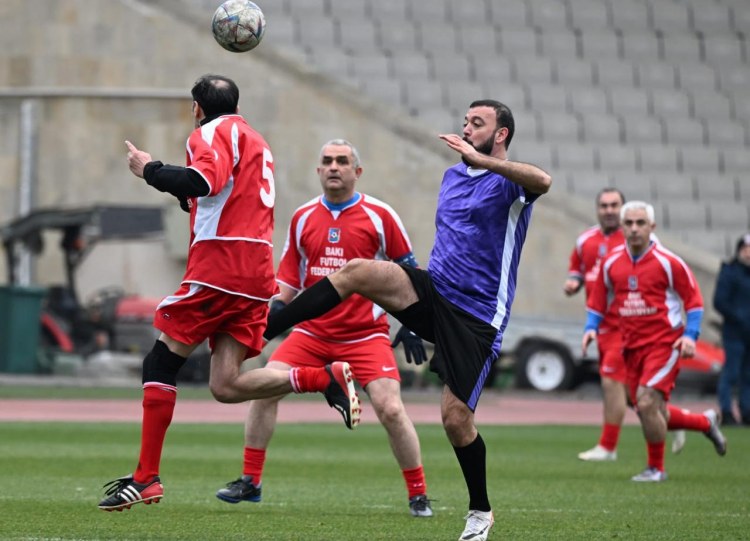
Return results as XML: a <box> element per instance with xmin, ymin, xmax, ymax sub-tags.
<box><xmin>469</xmin><ymin>99</ymin><xmax>515</xmax><ymax>149</ymax></box>
<box><xmin>596</xmin><ymin>187</ymin><xmax>626</xmax><ymax>205</ymax></box>
<box><xmin>191</xmin><ymin>74</ymin><xmax>239</xmax><ymax>117</ymax></box>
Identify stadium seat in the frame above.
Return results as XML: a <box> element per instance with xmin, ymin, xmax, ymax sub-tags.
<box><xmin>291</xmin><ymin>0</ymin><xmax>328</xmax><ymax>17</ymax></box>
<box><xmin>596</xmin><ymin>143</ymin><xmax>638</xmax><ymax>174</ymax></box>
<box><xmin>595</xmin><ymin>58</ymin><xmax>637</xmax><ymax>88</ymax></box>
<box><xmin>296</xmin><ymin>16</ymin><xmax>338</xmax><ymax>50</ymax></box>
<box><xmin>567</xmin><ymin>171</ymin><xmax>613</xmax><ymax>198</ymax></box>
<box><xmin>730</xmin><ymin>2</ymin><xmax>750</xmax><ymax>34</ymax></box>
<box><xmin>660</xmin><ymin>32</ymin><xmax>703</xmax><ymax>64</ymax></box>
<box><xmin>555</xmin><ymin>142</ymin><xmax>597</xmax><ymax>173</ymax></box>
<box><xmin>689</xmin><ymin>2</ymin><xmax>734</xmax><ymax>35</ymax></box>
<box><xmin>554</xmin><ymin>58</ymin><xmax>595</xmax><ymax>87</ymax></box>
<box><xmin>513</xmin><ymin>55</ymin><xmax>555</xmax><ymax>85</ymax></box>
<box><xmin>568</xmin><ymin>86</ymin><xmax>609</xmax><ymax>115</ymax></box>
<box><xmin>431</xmin><ymin>53</ymin><xmax>473</xmax><ymax>82</ymax></box>
<box><xmin>692</xmin><ymin>92</ymin><xmax>737</xmax><ymax>123</ymax></box>
<box><xmin>390</xmin><ymin>52</ymin><xmax>432</xmax><ymax>79</ymax></box>
<box><xmin>579</xmin><ymin>30</ymin><xmax>621</xmax><ymax>60</ymax></box>
<box><xmin>468</xmin><ymin>53</ymin><xmax>513</xmax><ymax>87</ymax></box>
<box><xmin>349</xmin><ymin>53</ymin><xmax>391</xmax><ymax>80</ymax></box>
<box><xmin>459</xmin><ymin>25</ymin><xmax>501</xmax><ymax>55</ymax></box>
<box><xmin>609</xmin><ymin>0</ymin><xmax>650</xmax><ymax>32</ymax></box>
<box><xmin>722</xmin><ymin>148</ymin><xmax>750</xmax><ymax>174</ymax></box>
<box><xmin>580</xmin><ymin>114</ymin><xmax>622</xmax><ymax>144</ymax></box>
<box><xmin>308</xmin><ymin>47</ymin><xmax>353</xmax><ymax>79</ymax></box>
<box><xmin>498</xmin><ymin>28</ymin><xmax>540</xmax><ymax>57</ymax></box>
<box><xmin>539</xmin><ymin>111</ymin><xmax>582</xmax><ymax>142</ymax></box>
<box><xmin>650</xmin><ymin>89</ymin><xmax>693</xmax><ymax>118</ymax></box>
<box><xmin>368</xmin><ymin>0</ymin><xmax>409</xmax><ymax>21</ymax></box>
<box><xmin>527</xmin><ymin>86</ymin><xmax>569</xmax><ymax>113</ymax></box>
<box><xmin>512</xmin><ymin>110</ymin><xmax>542</xmax><ymax>142</ymax></box>
<box><xmin>704</xmin><ymin>121</ymin><xmax>748</xmax><ymax>148</ymax></box>
<box><xmin>678</xmin><ymin>145</ymin><xmax>722</xmax><ymax>174</ymax></box>
<box><xmin>623</xmin><ymin>117</ymin><xmax>666</xmax><ymax>145</ymax></box>
<box><xmin>527</xmin><ymin>0</ymin><xmax>569</xmax><ymax>30</ymax></box>
<box><xmin>377</xmin><ymin>20</ymin><xmax>420</xmax><ymax>54</ymax></box>
<box><xmin>662</xmin><ymin>117</ymin><xmax>707</xmax><ymax>147</ymax></box>
<box><xmin>651</xmin><ymin>172</ymin><xmax>696</xmax><ymax>202</ymax></box>
<box><xmin>638</xmin><ymin>145</ymin><xmax>680</xmax><ymax>173</ymax></box>
<box><xmin>707</xmin><ymin>201</ymin><xmax>750</xmax><ymax>231</ymax></box>
<box><xmin>649</xmin><ymin>2</ymin><xmax>691</xmax><ymax>33</ymax></box>
<box><xmin>328</xmin><ymin>0</ymin><xmax>368</xmax><ymax>19</ymax></box>
<box><xmin>338</xmin><ymin>19</ymin><xmax>378</xmax><ymax>54</ymax></box>
<box><xmin>418</xmin><ymin>22</ymin><xmax>461</xmax><ymax>55</ymax></box>
<box><xmin>608</xmin><ymin>87</ymin><xmax>650</xmax><ymax>116</ymax></box>
<box><xmin>676</xmin><ymin>63</ymin><xmax>719</xmax><ymax>92</ymax></box>
<box><xmin>613</xmin><ymin>175</ymin><xmax>653</xmax><ymax>201</ymax></box>
<box><xmin>635</xmin><ymin>62</ymin><xmax>679</xmax><ymax>90</ymax></box>
<box><xmin>261</xmin><ymin>18</ymin><xmax>297</xmax><ymax>49</ymax></box>
<box><xmin>539</xmin><ymin>30</ymin><xmax>580</xmax><ymax>59</ymax></box>
<box><xmin>361</xmin><ymin>79</ymin><xmax>404</xmax><ymax>108</ymax></box>
<box><xmin>567</xmin><ymin>0</ymin><xmax>610</xmax><ymax>30</ymax></box>
<box><xmin>451</xmin><ymin>1</ymin><xmax>491</xmax><ymax>25</ymax></box>
<box><xmin>717</xmin><ymin>67</ymin><xmax>750</xmax><ymax>97</ymax></box>
<box><xmin>489</xmin><ymin>84</ymin><xmax>528</xmax><ymax>112</ymax></box>
<box><xmin>416</xmin><ymin>107</ymin><xmax>458</xmax><ymax>134</ymax></box>
<box><xmin>444</xmin><ymin>81</ymin><xmax>486</xmax><ymax>112</ymax></box>
<box><xmin>694</xmin><ymin>174</ymin><xmax>739</xmax><ymax>201</ymax></box>
<box><xmin>488</xmin><ymin>0</ymin><xmax>529</xmax><ymax>27</ymax></box>
<box><xmin>662</xmin><ymin>200</ymin><xmax>709</xmax><ymax>230</ymax></box>
<box><xmin>403</xmin><ymin>79</ymin><xmax>445</xmax><ymax>112</ymax></box>
<box><xmin>680</xmin><ymin>230</ymin><xmax>731</xmax><ymax>258</ymax></box>
<box><xmin>620</xmin><ymin>31</ymin><xmax>661</xmax><ymax>63</ymax></box>
<box><xmin>406</xmin><ymin>0</ymin><xmax>449</xmax><ymax>23</ymax></box>
<box><xmin>703</xmin><ymin>35</ymin><xmax>745</xmax><ymax>66</ymax></box>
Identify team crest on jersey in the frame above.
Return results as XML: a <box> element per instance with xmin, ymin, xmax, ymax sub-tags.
<box><xmin>598</xmin><ymin>243</ymin><xmax>608</xmax><ymax>257</ymax></box>
<box><xmin>328</xmin><ymin>228</ymin><xmax>341</xmax><ymax>243</ymax></box>
<box><xmin>628</xmin><ymin>275</ymin><xmax>638</xmax><ymax>290</ymax></box>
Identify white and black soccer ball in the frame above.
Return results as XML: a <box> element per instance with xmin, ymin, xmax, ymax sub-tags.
<box><xmin>211</xmin><ymin>0</ymin><xmax>266</xmax><ymax>53</ymax></box>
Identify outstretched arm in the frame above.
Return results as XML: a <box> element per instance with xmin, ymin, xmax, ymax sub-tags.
<box><xmin>438</xmin><ymin>133</ymin><xmax>552</xmax><ymax>194</ymax></box>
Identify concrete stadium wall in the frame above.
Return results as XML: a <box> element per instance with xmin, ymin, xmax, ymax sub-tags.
<box><xmin>0</xmin><ymin>0</ymin><xmax>722</xmax><ymax>338</ymax></box>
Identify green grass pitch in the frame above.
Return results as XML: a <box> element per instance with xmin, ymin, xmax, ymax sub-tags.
<box><xmin>0</xmin><ymin>421</ymin><xmax>748</xmax><ymax>540</ymax></box>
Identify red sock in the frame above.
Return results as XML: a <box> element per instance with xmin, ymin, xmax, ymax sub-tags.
<box><xmin>242</xmin><ymin>446</ymin><xmax>266</xmax><ymax>486</ymax></box>
<box><xmin>598</xmin><ymin>423</ymin><xmax>621</xmax><ymax>451</ymax></box>
<box><xmin>402</xmin><ymin>466</ymin><xmax>427</xmax><ymax>499</ymax></box>
<box><xmin>134</xmin><ymin>383</ymin><xmax>177</xmax><ymax>484</ymax></box>
<box><xmin>289</xmin><ymin>367</ymin><xmax>329</xmax><ymax>393</ymax></box>
<box><xmin>667</xmin><ymin>405</ymin><xmax>710</xmax><ymax>432</ymax></box>
<box><xmin>646</xmin><ymin>441</ymin><xmax>665</xmax><ymax>472</ymax></box>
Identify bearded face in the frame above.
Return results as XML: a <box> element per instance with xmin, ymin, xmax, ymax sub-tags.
<box><xmin>461</xmin><ymin>132</ymin><xmax>495</xmax><ymax>165</ymax></box>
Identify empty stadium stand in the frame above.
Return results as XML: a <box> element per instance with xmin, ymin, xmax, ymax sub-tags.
<box><xmin>161</xmin><ymin>0</ymin><xmax>750</xmax><ymax>256</ymax></box>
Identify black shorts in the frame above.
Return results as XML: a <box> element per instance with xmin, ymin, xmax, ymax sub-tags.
<box><xmin>393</xmin><ymin>265</ymin><xmax>499</xmax><ymax>411</ymax></box>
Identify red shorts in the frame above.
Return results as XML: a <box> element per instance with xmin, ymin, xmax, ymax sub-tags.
<box><xmin>624</xmin><ymin>341</ymin><xmax>681</xmax><ymax>403</ymax></box>
<box><xmin>154</xmin><ymin>283</ymin><xmax>269</xmax><ymax>357</ymax></box>
<box><xmin>597</xmin><ymin>329</ymin><xmax>626</xmax><ymax>383</ymax></box>
<box><xmin>268</xmin><ymin>330</ymin><xmax>400</xmax><ymax>388</ymax></box>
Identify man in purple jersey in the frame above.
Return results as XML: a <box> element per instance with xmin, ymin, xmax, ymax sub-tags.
<box><xmin>262</xmin><ymin>100</ymin><xmax>551</xmax><ymax>541</ymax></box>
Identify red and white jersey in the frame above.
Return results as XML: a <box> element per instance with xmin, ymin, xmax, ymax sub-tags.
<box><xmin>588</xmin><ymin>242</ymin><xmax>703</xmax><ymax>349</ymax></box>
<box><xmin>182</xmin><ymin>114</ymin><xmax>277</xmax><ymax>301</ymax></box>
<box><xmin>568</xmin><ymin>226</ymin><xmax>625</xmax><ymax>333</ymax></box>
<box><xmin>277</xmin><ymin>193</ymin><xmax>413</xmax><ymax>342</ymax></box>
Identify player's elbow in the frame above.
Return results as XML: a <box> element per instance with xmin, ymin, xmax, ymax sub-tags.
<box><xmin>535</xmin><ymin>172</ymin><xmax>552</xmax><ymax>194</ymax></box>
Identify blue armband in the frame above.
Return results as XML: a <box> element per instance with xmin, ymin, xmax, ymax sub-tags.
<box><xmin>584</xmin><ymin>311</ymin><xmax>603</xmax><ymax>333</ymax></box>
<box><xmin>394</xmin><ymin>252</ymin><xmax>418</xmax><ymax>268</ymax></box>
<box><xmin>684</xmin><ymin>309</ymin><xmax>703</xmax><ymax>341</ymax></box>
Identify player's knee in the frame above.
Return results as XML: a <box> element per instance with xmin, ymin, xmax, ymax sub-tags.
<box><xmin>208</xmin><ymin>380</ymin><xmax>238</xmax><ymax>403</ymax></box>
<box><xmin>373</xmin><ymin>398</ymin><xmax>405</xmax><ymax>426</ymax></box>
<box><xmin>142</xmin><ymin>340</ymin><xmax>187</xmax><ymax>386</ymax></box>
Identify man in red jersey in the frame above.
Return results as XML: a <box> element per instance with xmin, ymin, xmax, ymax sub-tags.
<box><xmin>583</xmin><ymin>201</ymin><xmax>727</xmax><ymax>482</ymax></box>
<box><xmin>215</xmin><ymin>139</ymin><xmax>433</xmax><ymax>517</ymax></box>
<box><xmin>566</xmin><ymin>189</ymin><xmax>686</xmax><ymax>461</ymax></box>
<box><xmin>98</xmin><ymin>75</ymin><xmax>359</xmax><ymax>512</ymax></box>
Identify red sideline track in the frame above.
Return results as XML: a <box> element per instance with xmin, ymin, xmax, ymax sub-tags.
<box><xmin>0</xmin><ymin>391</ymin><xmax>719</xmax><ymax>425</ymax></box>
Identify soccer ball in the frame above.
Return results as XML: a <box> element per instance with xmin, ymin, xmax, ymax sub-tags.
<box><xmin>211</xmin><ymin>0</ymin><xmax>266</xmax><ymax>53</ymax></box>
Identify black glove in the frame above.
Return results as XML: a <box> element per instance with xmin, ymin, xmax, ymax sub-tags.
<box><xmin>178</xmin><ymin>196</ymin><xmax>191</xmax><ymax>213</ymax></box>
<box><xmin>391</xmin><ymin>325</ymin><xmax>427</xmax><ymax>365</ymax></box>
<box><xmin>269</xmin><ymin>299</ymin><xmax>287</xmax><ymax>317</ymax></box>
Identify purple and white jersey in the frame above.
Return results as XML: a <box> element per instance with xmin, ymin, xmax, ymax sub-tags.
<box><xmin>427</xmin><ymin>163</ymin><xmax>538</xmax><ymax>333</ymax></box>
